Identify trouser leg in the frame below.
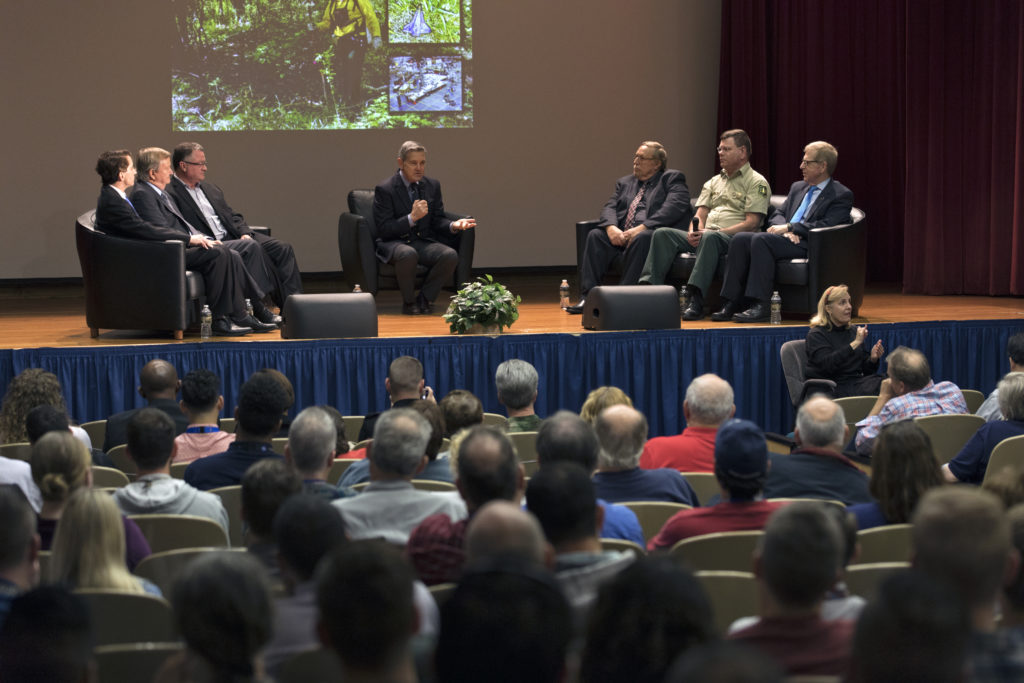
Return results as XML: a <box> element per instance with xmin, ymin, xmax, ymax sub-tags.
<box><xmin>719</xmin><ymin>231</ymin><xmax>754</xmax><ymax>301</ymax></box>
<box><xmin>251</xmin><ymin>232</ymin><xmax>303</xmax><ymax>306</ymax></box>
<box><xmin>186</xmin><ymin>246</ymin><xmax>243</xmax><ymax>317</ymax></box>
<box><xmin>687</xmin><ymin>230</ymin><xmax>731</xmax><ymax>296</ymax></box>
<box><xmin>580</xmin><ymin>228</ymin><xmax>623</xmax><ymax>294</ymax></box>
<box><xmin>619</xmin><ymin>228</ymin><xmax>656</xmax><ymax>285</ymax></box>
<box><xmin>223</xmin><ymin>238</ymin><xmax>271</xmax><ymax>301</ymax></box>
<box><xmin>639</xmin><ymin>228</ymin><xmax>694</xmax><ymax>284</ymax></box>
<box><xmin>390</xmin><ymin>243</ymin><xmax>419</xmax><ymax>304</ymax></box>
<box><xmin>414</xmin><ymin>240</ymin><xmax>458</xmax><ymax>302</ymax></box>
<box><xmin>745</xmin><ymin>233</ymin><xmax>807</xmax><ymax>302</ymax></box>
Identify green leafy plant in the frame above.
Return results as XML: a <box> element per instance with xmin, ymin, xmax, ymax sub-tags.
<box><xmin>443</xmin><ymin>275</ymin><xmax>521</xmax><ymax>334</ymax></box>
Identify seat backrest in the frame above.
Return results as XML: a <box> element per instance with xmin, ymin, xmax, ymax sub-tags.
<box><xmin>342</xmin><ymin>415</ymin><xmax>365</xmax><ymax>441</ymax></box>
<box><xmin>621</xmin><ymin>501</ymin><xmax>693</xmax><ymax>543</ymax></box>
<box><xmin>507</xmin><ymin>431</ymin><xmax>539</xmax><ymax>463</ymax></box>
<box><xmin>107</xmin><ymin>444</ymin><xmax>136</xmax><ymax>476</ymax></box>
<box><xmin>961</xmin><ymin>389</ymin><xmax>986</xmax><ymax>414</ymax></box>
<box><xmin>169</xmin><ymin>462</ymin><xmax>189</xmax><ymax>479</ymax></box>
<box><xmin>694</xmin><ymin>570</ymin><xmax>758</xmax><ymax>634</ymax></box>
<box><xmin>277</xmin><ymin>647</ymin><xmax>344</xmax><ymax>683</ymax></box>
<box><xmin>0</xmin><ymin>442</ymin><xmax>33</xmax><ymax>462</ymax></box>
<box><xmin>410</xmin><ymin>479</ymin><xmax>457</xmax><ymax>492</ymax></box>
<box><xmin>327</xmin><ymin>458</ymin><xmax>361</xmax><ymax>485</ymax></box>
<box><xmin>833</xmin><ymin>396</ymin><xmax>878</xmax><ymax>424</ymax></box>
<box><xmin>982</xmin><ymin>434</ymin><xmax>1024</xmax><ymax>485</ymax></box>
<box><xmin>95</xmin><ymin>642</ymin><xmax>183</xmax><ymax>683</ymax></box>
<box><xmin>75</xmin><ymin>589</ymin><xmax>176</xmax><ymax>646</ymax></box>
<box><xmin>600</xmin><ymin>538</ymin><xmax>646</xmax><ymax>556</ymax></box>
<box><xmin>92</xmin><ymin>466</ymin><xmax>131</xmax><ymax>488</ymax></box>
<box><xmin>133</xmin><ymin>547</ymin><xmax>242</xmax><ymax>597</ymax></box>
<box><xmin>127</xmin><ymin>514</ymin><xmax>230</xmax><ymax>553</ymax></box>
<box><xmin>680</xmin><ymin>472</ymin><xmax>720</xmax><ymax>507</ymax></box>
<box><xmin>208</xmin><ymin>485</ymin><xmax>243</xmax><ymax>546</ymax></box>
<box><xmin>80</xmin><ymin>420</ymin><xmax>108</xmax><ymax>449</ymax></box>
<box><xmin>851</xmin><ymin>523</ymin><xmax>912</xmax><ymax>565</ymax></box>
<box><xmin>779</xmin><ymin>339</ymin><xmax>809</xmax><ymax>406</ymax></box>
<box><xmin>482</xmin><ymin>412</ymin><xmax>509</xmax><ymax>428</ymax></box>
<box><xmin>347</xmin><ymin>189</ymin><xmax>375</xmax><ymax>218</ymax></box>
<box><xmin>913</xmin><ymin>414</ymin><xmax>985</xmax><ymax>464</ymax></box>
<box><xmin>844</xmin><ymin>561</ymin><xmax>910</xmax><ymax>603</ymax></box>
<box><xmin>670</xmin><ymin>530</ymin><xmax>763</xmax><ymax>572</ymax></box>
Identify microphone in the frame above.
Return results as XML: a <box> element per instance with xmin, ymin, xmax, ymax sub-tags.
<box><xmin>690</xmin><ymin>217</ymin><xmax>699</xmax><ymax>233</ymax></box>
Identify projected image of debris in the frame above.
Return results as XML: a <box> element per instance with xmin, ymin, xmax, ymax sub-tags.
<box><xmin>389</xmin><ymin>56</ymin><xmax>462</xmax><ymax>112</ymax></box>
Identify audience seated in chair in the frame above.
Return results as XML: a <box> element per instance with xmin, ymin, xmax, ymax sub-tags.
<box><xmin>945</xmin><ymin>372</ymin><xmax>1024</xmax><ymax>484</ymax></box>
<box><xmin>27</xmin><ymin>404</ymin><xmax>112</xmax><ymax>468</ymax></box>
<box><xmin>284</xmin><ymin>406</ymin><xmax>356</xmax><ymax>501</ymax></box>
<box><xmin>112</xmin><ymin>408</ymin><xmax>229</xmax><ymax>534</ymax></box>
<box><xmin>640</xmin><ymin>373</ymin><xmax>736</xmax><ymax>473</ymax></box>
<box><xmin>0</xmin><ymin>368</ymin><xmax>92</xmax><ymax>451</ymax></box>
<box><xmin>173</xmin><ymin>368</ymin><xmax>235</xmax><ymax>464</ymax></box>
<box><xmin>579</xmin><ymin>385</ymin><xmax>633</xmax><ymax>426</ymax></box>
<box><xmin>0</xmin><ymin>485</ymin><xmax>40</xmax><ymax>629</ymax></box>
<box><xmin>977</xmin><ymin>332</ymin><xmax>1024</xmax><ymax>422</ymax></box>
<box><xmin>439</xmin><ymin>389</ymin><xmax>485</xmax><ymax>439</ymax></box>
<box><xmin>464</xmin><ymin>499</ymin><xmax>552</xmax><ymax>569</ymax></box>
<box><xmin>241</xmin><ymin>458</ymin><xmax>301</xmax><ymax>580</ymax></box>
<box><xmin>103</xmin><ymin>359</ymin><xmax>189</xmax><ymax>453</ymax></box>
<box><xmin>356</xmin><ymin>355</ymin><xmax>429</xmax><ymax>442</ymax></box>
<box><xmin>0</xmin><ymin>586</ymin><xmax>95</xmax><ymax>683</ymax></box>
<box><xmin>591</xmin><ymin>405</ymin><xmax>698</xmax><ymax>505</ymax></box>
<box><xmin>648</xmin><ymin>419</ymin><xmax>786</xmax><ymax>551</ymax></box>
<box><xmin>496</xmin><ymin>359</ymin><xmax>542</xmax><ymax>433</ymax></box>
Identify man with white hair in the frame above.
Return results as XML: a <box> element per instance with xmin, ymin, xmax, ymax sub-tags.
<box><xmin>591</xmin><ymin>405</ymin><xmax>698</xmax><ymax>504</ymax></box>
<box><xmin>332</xmin><ymin>408</ymin><xmax>466</xmax><ymax>544</ymax></box>
<box><xmin>640</xmin><ymin>374</ymin><xmax>736</xmax><ymax>473</ymax></box>
<box><xmin>944</xmin><ymin>372</ymin><xmax>1024</xmax><ymax>484</ymax></box>
<box><xmin>496</xmin><ymin>359</ymin><xmax>542</xmax><ymax>433</ymax></box>
<box><xmin>763</xmin><ymin>395</ymin><xmax>871</xmax><ymax>505</ymax></box>
<box><xmin>285</xmin><ymin>406</ymin><xmax>354</xmax><ymax>500</ymax></box>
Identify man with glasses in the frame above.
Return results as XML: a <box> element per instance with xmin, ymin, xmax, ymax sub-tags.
<box><xmin>168</xmin><ymin>142</ymin><xmax>302</xmax><ymax>316</ymax></box>
<box><xmin>713</xmin><ymin>141</ymin><xmax>853</xmax><ymax>323</ymax></box>
<box><xmin>639</xmin><ymin>130</ymin><xmax>770</xmax><ymax>320</ymax></box>
<box><xmin>566</xmin><ymin>141</ymin><xmax>692</xmax><ymax>314</ymax></box>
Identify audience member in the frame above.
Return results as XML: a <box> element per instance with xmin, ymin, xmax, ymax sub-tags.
<box><xmin>185</xmin><ymin>372</ymin><xmax>290</xmax><ymax>490</ymax></box>
<box><xmin>407</xmin><ymin>425</ymin><xmax>524</xmax><ymax>584</ymax></box>
<box><xmin>579</xmin><ymin>557</ymin><xmax>715</xmax><ymax>683</ymax></box>
<box><xmin>847</xmin><ymin>569</ymin><xmax>970</xmax><ymax>683</ymax></box>
<box><xmin>158</xmin><ymin>551</ymin><xmax>273</xmax><ymax>683</ymax></box>
<box><xmin>357</xmin><ymin>355</ymin><xmax>430</xmax><ymax>441</ymax></box>
<box><xmin>3</xmin><ymin>431</ymin><xmax>43</xmax><ymax>512</ymax></box>
<box><xmin>985</xmin><ymin>469</ymin><xmax>1024</xmax><ymax>510</ymax></box>
<box><xmin>317</xmin><ymin>541</ymin><xmax>420</xmax><ymax>683</ymax></box>
<box><xmin>435</xmin><ymin>564</ymin><xmax>572</xmax><ymax>683</ymax></box>
<box><xmin>849</xmin><ymin>420</ymin><xmax>944</xmax><ymax>529</ymax></box>
<box><xmin>665</xmin><ymin>641</ymin><xmax>784</xmax><ymax>683</ymax></box>
<box><xmin>0</xmin><ymin>486</ymin><xmax>39</xmax><ymax>629</ymax></box>
<box><xmin>592</xmin><ymin>405</ymin><xmax>698</xmax><ymax>504</ymax></box>
<box><xmin>173</xmin><ymin>368</ymin><xmax>235</xmax><ymax>463</ymax></box>
<box><xmin>49</xmin><ymin>488</ymin><xmax>160</xmax><ymax>594</ymax></box>
<box><xmin>803</xmin><ymin>284</ymin><xmax>884</xmax><ymax>397</ymax></box>
<box><xmin>526</xmin><ymin>462</ymin><xmax>635</xmax><ymax>623</ymax></box>
<box><xmin>536</xmin><ymin>410</ymin><xmax>644</xmax><ymax>545</ymax></box>
<box><xmin>978</xmin><ymin>332</ymin><xmax>1024</xmax><ymax>421</ymax></box>
<box><xmin>31</xmin><ymin>430</ymin><xmax>150</xmax><ymax>568</ymax></box>
<box><xmin>728</xmin><ymin>502</ymin><xmax>853</xmax><ymax>676</ymax></box>
<box><xmin>316</xmin><ymin>404</ymin><xmax>351</xmax><ymax>455</ymax></box>
<box><xmin>284</xmin><ymin>406</ymin><xmax>354</xmax><ymax>500</ymax></box>
<box><xmin>464</xmin><ymin>500</ymin><xmax>552</xmax><ymax>568</ymax></box>
<box><xmin>241</xmin><ymin>458</ymin><xmax>301</xmax><ymax>580</ymax></box>
<box><xmin>496</xmin><ymin>359</ymin><xmax>542</xmax><ymax>432</ymax></box>
<box><xmin>911</xmin><ymin>487</ymin><xmax>1024</xmax><ymax>680</ymax></box>
<box><xmin>0</xmin><ymin>368</ymin><xmax>91</xmax><ymax>449</ymax></box>
<box><xmin>649</xmin><ymin>418</ymin><xmax>786</xmax><ymax>551</ymax></box>
<box><xmin>579</xmin><ymin>385</ymin><xmax>632</xmax><ymax>425</ymax></box>
<box><xmin>946</xmin><ymin>372</ymin><xmax>1024</xmax><ymax>483</ymax></box>
<box><xmin>1000</xmin><ymin>504</ymin><xmax>1024</xmax><ymax>628</ymax></box>
<box><xmin>103</xmin><ymin>359</ymin><xmax>188</xmax><ymax>451</ymax></box>
<box><xmin>438</xmin><ymin>389</ymin><xmax>484</xmax><ymax>438</ymax></box>
<box><xmin>333</xmin><ymin>408</ymin><xmax>466</xmax><ymax>544</ymax></box>
<box><xmin>640</xmin><ymin>373</ymin><xmax>736</xmax><ymax>473</ymax></box>
<box><xmin>0</xmin><ymin>586</ymin><xmax>95</xmax><ymax>683</ymax></box>
<box><xmin>113</xmin><ymin>408</ymin><xmax>229</xmax><ymax>533</ymax></box>
<box><xmin>25</xmin><ymin>404</ymin><xmax>71</xmax><ymax>444</ymax></box>
<box><xmin>855</xmin><ymin>346</ymin><xmax>967</xmax><ymax>455</ymax></box>
<box><xmin>256</xmin><ymin>368</ymin><xmax>295</xmax><ymax>437</ymax></box>
<box><xmin>763</xmin><ymin>395</ymin><xmax>872</xmax><ymax>504</ymax></box>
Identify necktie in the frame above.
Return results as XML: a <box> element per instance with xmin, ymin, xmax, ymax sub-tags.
<box><xmin>411</xmin><ymin>182</ymin><xmax>422</xmax><ymax>202</ymax></box>
<box><xmin>624</xmin><ymin>181</ymin><xmax>647</xmax><ymax>229</ymax></box>
<box><xmin>791</xmin><ymin>185</ymin><xmax>819</xmax><ymax>223</ymax></box>
<box><xmin>125</xmin><ymin>196</ymin><xmax>136</xmax><ymax>214</ymax></box>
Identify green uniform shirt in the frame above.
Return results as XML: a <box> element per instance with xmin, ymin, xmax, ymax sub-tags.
<box><xmin>694</xmin><ymin>162</ymin><xmax>770</xmax><ymax>231</ymax></box>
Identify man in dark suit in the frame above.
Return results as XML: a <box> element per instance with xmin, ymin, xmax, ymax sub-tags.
<box><xmin>167</xmin><ymin>142</ymin><xmax>302</xmax><ymax>313</ymax></box>
<box><xmin>93</xmin><ymin>149</ymin><xmax>254</xmax><ymax>336</ymax></box>
<box><xmin>713</xmin><ymin>141</ymin><xmax>854</xmax><ymax>323</ymax></box>
<box><xmin>566</xmin><ymin>141</ymin><xmax>692</xmax><ymax>313</ymax></box>
<box><xmin>102</xmin><ymin>359</ymin><xmax>190</xmax><ymax>452</ymax></box>
<box><xmin>131</xmin><ymin>147</ymin><xmax>278</xmax><ymax>332</ymax></box>
<box><xmin>373</xmin><ymin>140</ymin><xmax>476</xmax><ymax>315</ymax></box>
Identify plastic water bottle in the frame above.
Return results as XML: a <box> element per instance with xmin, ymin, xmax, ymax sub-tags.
<box><xmin>353</xmin><ymin>284</ymin><xmax>362</xmax><ymax>293</ymax></box>
<box><xmin>559</xmin><ymin>279</ymin><xmax>570</xmax><ymax>309</ymax></box>
<box><xmin>770</xmin><ymin>291</ymin><xmax>782</xmax><ymax>325</ymax></box>
<box><xmin>244</xmin><ymin>298</ymin><xmax>254</xmax><ymax>319</ymax></box>
<box><xmin>679</xmin><ymin>286</ymin><xmax>690</xmax><ymax>317</ymax></box>
<box><xmin>200</xmin><ymin>305</ymin><xmax>212</xmax><ymax>340</ymax></box>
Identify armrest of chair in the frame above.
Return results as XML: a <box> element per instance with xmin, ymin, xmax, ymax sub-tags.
<box><xmin>575</xmin><ymin>220</ymin><xmax>602</xmax><ymax>290</ymax></box>
<box><xmin>250</xmin><ymin>226</ymin><xmax>271</xmax><ymax>236</ymax></box>
<box><xmin>799</xmin><ymin>379</ymin><xmax>838</xmax><ymax>406</ymax></box>
<box><xmin>452</xmin><ymin>224</ymin><xmax>475</xmax><ymax>289</ymax></box>
<box><xmin>338</xmin><ymin>212</ymin><xmax>379</xmax><ymax>294</ymax></box>
<box><xmin>806</xmin><ymin>210</ymin><xmax>867</xmax><ymax>314</ymax></box>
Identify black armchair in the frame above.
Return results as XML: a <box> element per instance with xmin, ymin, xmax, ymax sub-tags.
<box><xmin>574</xmin><ymin>196</ymin><xmax>867</xmax><ymax>315</ymax></box>
<box><xmin>337</xmin><ymin>189</ymin><xmax>475</xmax><ymax>295</ymax></box>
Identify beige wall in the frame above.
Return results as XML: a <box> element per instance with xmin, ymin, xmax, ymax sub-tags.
<box><xmin>0</xmin><ymin>0</ymin><xmax>721</xmax><ymax>278</ymax></box>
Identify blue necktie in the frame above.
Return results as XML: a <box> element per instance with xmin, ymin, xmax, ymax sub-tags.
<box><xmin>791</xmin><ymin>185</ymin><xmax>818</xmax><ymax>223</ymax></box>
<box><xmin>125</xmin><ymin>196</ymin><xmax>137</xmax><ymax>214</ymax></box>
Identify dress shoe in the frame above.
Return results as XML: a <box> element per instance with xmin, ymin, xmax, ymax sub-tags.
<box><xmin>402</xmin><ymin>302</ymin><xmax>422</xmax><ymax>315</ymax></box>
<box><xmin>234</xmin><ymin>314</ymin><xmax>278</xmax><ymax>333</ymax></box>
<box><xmin>252</xmin><ymin>304</ymin><xmax>282</xmax><ymax>327</ymax></box>
<box><xmin>710</xmin><ymin>300</ymin><xmax>739</xmax><ymax>322</ymax></box>
<box><xmin>565</xmin><ymin>298</ymin><xmax>586</xmax><ymax>314</ymax></box>
<box><xmin>417</xmin><ymin>292</ymin><xmax>434</xmax><ymax>315</ymax></box>
<box><xmin>212</xmin><ymin>316</ymin><xmax>252</xmax><ymax>336</ymax></box>
<box><xmin>682</xmin><ymin>290</ymin><xmax>705</xmax><ymax>320</ymax></box>
<box><xmin>733</xmin><ymin>302</ymin><xmax>770</xmax><ymax>323</ymax></box>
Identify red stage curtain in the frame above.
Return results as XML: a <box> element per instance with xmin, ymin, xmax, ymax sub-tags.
<box><xmin>718</xmin><ymin>0</ymin><xmax>1024</xmax><ymax>295</ymax></box>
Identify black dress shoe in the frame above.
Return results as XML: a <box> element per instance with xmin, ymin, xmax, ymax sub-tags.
<box><xmin>733</xmin><ymin>302</ymin><xmax>770</xmax><ymax>323</ymax></box>
<box><xmin>417</xmin><ymin>292</ymin><xmax>434</xmax><ymax>315</ymax></box>
<box><xmin>234</xmin><ymin>314</ymin><xmax>278</xmax><ymax>333</ymax></box>
<box><xmin>402</xmin><ymin>302</ymin><xmax>422</xmax><ymax>315</ymax></box>
<box><xmin>565</xmin><ymin>298</ymin><xmax>586</xmax><ymax>314</ymax></box>
<box><xmin>252</xmin><ymin>304</ymin><xmax>282</xmax><ymax>327</ymax></box>
<box><xmin>710</xmin><ymin>300</ymin><xmax>739</xmax><ymax>322</ymax></box>
<box><xmin>212</xmin><ymin>317</ymin><xmax>252</xmax><ymax>336</ymax></box>
<box><xmin>682</xmin><ymin>291</ymin><xmax>705</xmax><ymax>320</ymax></box>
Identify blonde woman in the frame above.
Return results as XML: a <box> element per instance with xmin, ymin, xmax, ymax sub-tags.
<box><xmin>48</xmin><ymin>488</ymin><xmax>160</xmax><ymax>595</ymax></box>
<box><xmin>580</xmin><ymin>386</ymin><xmax>633</xmax><ymax>426</ymax></box>
<box><xmin>31</xmin><ymin>431</ymin><xmax>150</xmax><ymax>568</ymax></box>
<box><xmin>805</xmin><ymin>284</ymin><xmax>884</xmax><ymax>398</ymax></box>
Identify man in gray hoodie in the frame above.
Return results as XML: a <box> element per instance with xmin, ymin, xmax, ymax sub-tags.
<box><xmin>113</xmin><ymin>408</ymin><xmax>229</xmax><ymax>536</ymax></box>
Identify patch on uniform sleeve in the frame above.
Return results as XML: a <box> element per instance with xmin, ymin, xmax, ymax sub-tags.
<box><xmin>757</xmin><ymin>185</ymin><xmax>767</xmax><ymax>197</ymax></box>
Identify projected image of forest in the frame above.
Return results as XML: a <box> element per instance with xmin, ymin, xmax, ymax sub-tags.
<box><xmin>172</xmin><ymin>0</ymin><xmax>473</xmax><ymax>131</ymax></box>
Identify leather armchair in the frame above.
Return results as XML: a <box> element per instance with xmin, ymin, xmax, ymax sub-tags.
<box><xmin>574</xmin><ymin>195</ymin><xmax>866</xmax><ymax>315</ymax></box>
<box><xmin>338</xmin><ymin>189</ymin><xmax>474</xmax><ymax>295</ymax></box>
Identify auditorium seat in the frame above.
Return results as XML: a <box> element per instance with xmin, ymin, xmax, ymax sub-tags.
<box><xmin>91</xmin><ymin>466</ymin><xmax>131</xmax><ymax>488</ymax></box>
<box><xmin>208</xmin><ymin>485</ymin><xmax>243</xmax><ymax>546</ymax></box>
<box><xmin>961</xmin><ymin>388</ymin><xmax>986</xmax><ymax>414</ymax></box>
<box><xmin>337</xmin><ymin>189</ymin><xmax>475</xmax><ymax>295</ymax></box>
<box><xmin>0</xmin><ymin>442</ymin><xmax>32</xmax><ymax>462</ymax></box>
<box><xmin>913</xmin><ymin>414</ymin><xmax>985</xmax><ymax>465</ymax></box>
<box><xmin>410</xmin><ymin>479</ymin><xmax>457</xmax><ymax>492</ymax></box>
<box><xmin>80</xmin><ymin>420</ymin><xmax>107</xmax><ymax>449</ymax></box>
<box><xmin>106</xmin><ymin>444</ymin><xmax>136</xmax><ymax>476</ymax></box>
<box><xmin>95</xmin><ymin>642</ymin><xmax>183</xmax><ymax>683</ymax></box>
<box><xmin>575</xmin><ymin>196</ymin><xmax>867</xmax><ymax>315</ymax></box>
<box><xmin>851</xmin><ymin>524</ymin><xmax>912</xmax><ymax>565</ymax></box>
<box><xmin>680</xmin><ymin>472</ymin><xmax>719</xmax><ymax>506</ymax></box>
<box><xmin>981</xmin><ymin>435</ymin><xmax>1024</xmax><ymax>485</ymax></box>
<box><xmin>620</xmin><ymin>501</ymin><xmax>692</xmax><ymax>543</ymax></box>
<box><xmin>780</xmin><ymin>340</ymin><xmax>837</xmax><ymax>408</ymax></box>
<box><xmin>127</xmin><ymin>514</ymin><xmax>230</xmax><ymax>553</ymax></box>
<box><xmin>327</xmin><ymin>458</ymin><xmax>361</xmax><ymax>485</ymax></box>
<box><xmin>844</xmin><ymin>561</ymin><xmax>910</xmax><ymax>603</ymax></box>
<box><xmin>694</xmin><ymin>570</ymin><xmax>758</xmax><ymax>634</ymax></box>
<box><xmin>134</xmin><ymin>547</ymin><xmax>243</xmax><ymax>597</ymax></box>
<box><xmin>670</xmin><ymin>530</ymin><xmax>763</xmax><ymax>572</ymax></box>
<box><xmin>75</xmin><ymin>589</ymin><xmax>176</xmax><ymax>646</ymax></box>
<box><xmin>507</xmin><ymin>431</ymin><xmax>539</xmax><ymax>463</ymax></box>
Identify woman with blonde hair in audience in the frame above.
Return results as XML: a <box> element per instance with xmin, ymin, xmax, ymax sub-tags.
<box><xmin>580</xmin><ymin>386</ymin><xmax>633</xmax><ymax>425</ymax></box>
<box><xmin>804</xmin><ymin>284</ymin><xmax>885</xmax><ymax>398</ymax></box>
<box><xmin>848</xmin><ymin>420</ymin><xmax>944</xmax><ymax>529</ymax></box>
<box><xmin>31</xmin><ymin>431</ymin><xmax>150</xmax><ymax>568</ymax></box>
<box><xmin>0</xmin><ymin>368</ymin><xmax>92</xmax><ymax>448</ymax></box>
<box><xmin>49</xmin><ymin>488</ymin><xmax>160</xmax><ymax>595</ymax></box>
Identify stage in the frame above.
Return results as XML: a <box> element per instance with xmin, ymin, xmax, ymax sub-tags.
<box><xmin>2</xmin><ymin>275</ymin><xmax>1022</xmax><ymax>437</ymax></box>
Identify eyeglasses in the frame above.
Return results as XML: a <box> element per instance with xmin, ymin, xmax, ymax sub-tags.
<box><xmin>800</xmin><ymin>159</ymin><xmax>822</xmax><ymax>167</ymax></box>
<box><xmin>634</xmin><ymin>155</ymin><xmax>657</xmax><ymax>161</ymax></box>
<box><xmin>183</xmin><ymin>160</ymin><xmax>208</xmax><ymax>167</ymax></box>
<box><xmin>716</xmin><ymin>146</ymin><xmax>738</xmax><ymax>154</ymax></box>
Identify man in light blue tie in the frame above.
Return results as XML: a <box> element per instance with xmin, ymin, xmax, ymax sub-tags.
<box><xmin>714</xmin><ymin>141</ymin><xmax>854</xmax><ymax>323</ymax></box>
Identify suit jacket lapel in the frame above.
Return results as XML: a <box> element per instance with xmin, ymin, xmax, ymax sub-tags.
<box><xmin>804</xmin><ymin>182</ymin><xmax>835</xmax><ymax>221</ymax></box>
<box><xmin>171</xmin><ymin>177</ymin><xmax>211</xmax><ymax>234</ymax></box>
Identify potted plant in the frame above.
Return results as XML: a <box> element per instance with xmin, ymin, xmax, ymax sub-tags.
<box><xmin>443</xmin><ymin>275</ymin><xmax>521</xmax><ymax>334</ymax></box>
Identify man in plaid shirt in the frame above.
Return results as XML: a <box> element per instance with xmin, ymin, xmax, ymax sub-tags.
<box><xmin>854</xmin><ymin>346</ymin><xmax>967</xmax><ymax>455</ymax></box>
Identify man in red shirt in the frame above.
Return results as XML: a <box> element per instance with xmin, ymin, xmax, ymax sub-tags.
<box><xmin>640</xmin><ymin>374</ymin><xmax>735</xmax><ymax>472</ymax></box>
<box><xmin>648</xmin><ymin>418</ymin><xmax>784</xmax><ymax>551</ymax></box>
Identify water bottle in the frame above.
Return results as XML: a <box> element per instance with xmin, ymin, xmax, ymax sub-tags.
<box><xmin>770</xmin><ymin>291</ymin><xmax>782</xmax><ymax>325</ymax></box>
<box><xmin>244</xmin><ymin>298</ymin><xmax>254</xmax><ymax>319</ymax></box>
<box><xmin>353</xmin><ymin>284</ymin><xmax>362</xmax><ymax>293</ymax></box>
<box><xmin>200</xmin><ymin>305</ymin><xmax>212</xmax><ymax>340</ymax></box>
<box><xmin>559</xmin><ymin>279</ymin><xmax>570</xmax><ymax>309</ymax></box>
<box><xmin>679</xmin><ymin>286</ymin><xmax>690</xmax><ymax>317</ymax></box>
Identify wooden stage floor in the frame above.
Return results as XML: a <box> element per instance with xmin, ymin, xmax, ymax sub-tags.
<box><xmin>1</xmin><ymin>275</ymin><xmax>1023</xmax><ymax>349</ymax></box>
